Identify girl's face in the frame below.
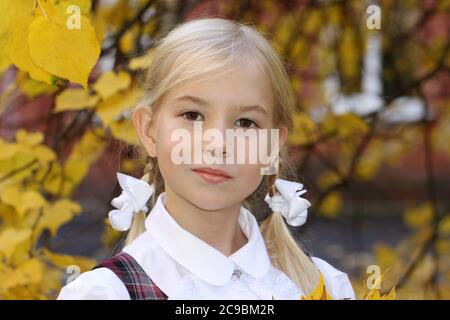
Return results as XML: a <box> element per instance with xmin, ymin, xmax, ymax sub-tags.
<box><xmin>134</xmin><ymin>61</ymin><xmax>287</xmax><ymax>211</ymax></box>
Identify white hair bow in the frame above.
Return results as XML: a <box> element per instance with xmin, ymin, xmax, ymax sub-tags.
<box><xmin>108</xmin><ymin>172</ymin><xmax>155</xmax><ymax>231</ymax></box>
<box><xmin>264</xmin><ymin>178</ymin><xmax>311</xmax><ymax>227</ymax></box>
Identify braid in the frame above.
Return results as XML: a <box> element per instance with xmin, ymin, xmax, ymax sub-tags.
<box><xmin>124</xmin><ymin>155</ymin><xmax>162</xmax><ymax>245</ymax></box>
<box><xmin>259</xmin><ymin>172</ymin><xmax>320</xmax><ymax>295</ymax></box>
<box><xmin>141</xmin><ymin>156</ymin><xmax>152</xmax><ymax>183</ymax></box>
<box><xmin>267</xmin><ymin>174</ymin><xmax>277</xmax><ymax>197</ymax></box>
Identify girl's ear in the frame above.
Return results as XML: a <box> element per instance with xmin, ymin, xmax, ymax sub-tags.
<box><xmin>133</xmin><ymin>106</ymin><xmax>157</xmax><ymax>157</ymax></box>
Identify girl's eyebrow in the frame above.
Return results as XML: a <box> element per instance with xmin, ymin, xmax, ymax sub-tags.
<box><xmin>175</xmin><ymin>95</ymin><xmax>268</xmax><ymax>116</ymax></box>
<box><xmin>175</xmin><ymin>95</ymin><xmax>209</xmax><ymax>106</ymax></box>
<box><xmin>232</xmin><ymin>104</ymin><xmax>269</xmax><ymax>117</ymax></box>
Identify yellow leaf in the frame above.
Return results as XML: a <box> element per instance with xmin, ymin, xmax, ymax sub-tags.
<box><xmin>40</xmin><ymin>128</ymin><xmax>105</xmax><ymax>197</ymax></box>
<box><xmin>0</xmin><ymin>186</ymin><xmax>20</xmax><ymax>209</ymax></box>
<box><xmin>434</xmin><ymin>239</ymin><xmax>450</xmax><ymax>254</ymax></box>
<box><xmin>1</xmin><ymin>258</ymin><xmax>44</xmax><ymax>290</ymax></box>
<box><xmin>37</xmin><ymin>199</ymin><xmax>82</xmax><ymax>237</ymax></box>
<box><xmin>143</xmin><ymin>19</ymin><xmax>158</xmax><ymax>37</ymax></box>
<box><xmin>110</xmin><ymin>119</ymin><xmax>140</xmax><ymax>145</ymax></box>
<box><xmin>0</xmin><ymin>186</ymin><xmax>46</xmax><ymax>217</ymax></box>
<box><xmin>91</xmin><ymin>9</ymin><xmax>108</xmax><ymax>43</ymax></box>
<box><xmin>21</xmin><ymin>190</ymin><xmax>47</xmax><ymax>215</ymax></box>
<box><xmin>303</xmin><ymin>10</ymin><xmax>321</xmax><ymax>35</ymax></box>
<box><xmin>121</xmin><ymin>158</ymin><xmax>138</xmax><ymax>172</ymax></box>
<box><xmin>101</xmin><ymin>217</ymin><xmax>122</xmax><ymax>249</ymax></box>
<box><xmin>129</xmin><ymin>49</ymin><xmax>154</xmax><ymax>70</ymax></box>
<box><xmin>326</xmin><ymin>5</ymin><xmax>342</xmax><ymax>26</ymax></box>
<box><xmin>300</xmin><ymin>271</ymin><xmax>332</xmax><ymax>300</ymax></box>
<box><xmin>8</xmin><ymin>233</ymin><xmax>33</xmax><ymax>266</ymax></box>
<box><xmin>63</xmin><ymin>158</ymin><xmax>89</xmax><ymax>187</ymax></box>
<box><xmin>0</xmin><ymin>139</ymin><xmax>19</xmax><ymax>160</ymax></box>
<box><xmin>317</xmin><ymin>171</ymin><xmax>342</xmax><ymax>190</ymax></box>
<box><xmin>273</xmin><ymin>15</ymin><xmax>296</xmax><ymax>51</ymax></box>
<box><xmin>364</xmin><ymin>272</ymin><xmax>384</xmax><ymax>300</ymax></box>
<box><xmin>336</xmin><ymin>113</ymin><xmax>369</xmax><ymax>137</ymax></box>
<box><xmin>42</xmin><ymin>248</ymin><xmax>96</xmax><ymax>271</ymax></box>
<box><xmin>355</xmin><ymin>140</ymin><xmax>384</xmax><ymax>181</ymax></box>
<box><xmin>338</xmin><ymin>27</ymin><xmax>359</xmax><ymax>80</ymax></box>
<box><xmin>92</xmin><ymin>71</ymin><xmax>131</xmax><ymax>99</ymax></box>
<box><xmin>0</xmin><ymin>152</ymin><xmax>37</xmax><ymax>186</ymax></box>
<box><xmin>373</xmin><ymin>243</ymin><xmax>397</xmax><ymax>270</ymax></box>
<box><xmin>119</xmin><ymin>24</ymin><xmax>139</xmax><ymax>54</ymax></box>
<box><xmin>403</xmin><ymin>203</ymin><xmax>433</xmax><ymax>229</ymax></box>
<box><xmin>381</xmin><ymin>285</ymin><xmax>396</xmax><ymax>300</ymax></box>
<box><xmin>438</xmin><ymin>214</ymin><xmax>450</xmax><ymax>235</ymax></box>
<box><xmin>16</xmin><ymin>71</ymin><xmax>57</xmax><ymax>98</ymax></box>
<box><xmin>33</xmin><ymin>145</ymin><xmax>57</xmax><ymax>164</ymax></box>
<box><xmin>16</xmin><ymin>129</ymin><xmax>44</xmax><ymax>146</ymax></box>
<box><xmin>13</xmin><ymin>129</ymin><xmax>56</xmax><ymax>165</ymax></box>
<box><xmin>103</xmin><ymin>0</ymin><xmax>134</xmax><ymax>31</ymax></box>
<box><xmin>288</xmin><ymin>112</ymin><xmax>319</xmax><ymax>146</ymax></box>
<box><xmin>307</xmin><ymin>271</ymin><xmax>325</xmax><ymax>299</ymax></box>
<box><xmin>41</xmin><ymin>162</ymin><xmax>64</xmax><ymax>196</ymax></box>
<box><xmin>363</xmin><ymin>268</ymin><xmax>396</xmax><ymax>300</ymax></box>
<box><xmin>318</xmin><ymin>191</ymin><xmax>342</xmax><ymax>218</ymax></box>
<box><xmin>28</xmin><ymin>14</ymin><xmax>100</xmax><ymax>88</ymax></box>
<box><xmin>55</xmin><ymin>88</ymin><xmax>100</xmax><ymax>112</ymax></box>
<box><xmin>0</xmin><ymin>1</ymin><xmax>13</xmax><ymax>73</ymax></box>
<box><xmin>39</xmin><ymin>267</ymin><xmax>64</xmax><ymax>297</ymax></box>
<box><xmin>5</xmin><ymin>0</ymin><xmax>53</xmax><ymax>84</ymax></box>
<box><xmin>320</xmin><ymin>113</ymin><xmax>338</xmax><ymax>136</ymax></box>
<box><xmin>67</xmin><ymin>127</ymin><xmax>107</xmax><ymax>164</ymax></box>
<box><xmin>0</xmin><ymin>228</ymin><xmax>32</xmax><ymax>259</ymax></box>
<box><xmin>59</xmin><ymin>128</ymin><xmax>106</xmax><ymax>195</ymax></box>
<box><xmin>96</xmin><ymin>87</ymin><xmax>142</xmax><ymax>126</ymax></box>
<box><xmin>365</xmin><ymin>288</ymin><xmax>382</xmax><ymax>299</ymax></box>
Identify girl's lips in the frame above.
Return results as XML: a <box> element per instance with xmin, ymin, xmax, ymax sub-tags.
<box><xmin>192</xmin><ymin>168</ymin><xmax>232</xmax><ymax>184</ymax></box>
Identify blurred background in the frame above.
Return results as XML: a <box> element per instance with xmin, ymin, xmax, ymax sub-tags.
<box><xmin>0</xmin><ymin>0</ymin><xmax>449</xmax><ymax>299</ymax></box>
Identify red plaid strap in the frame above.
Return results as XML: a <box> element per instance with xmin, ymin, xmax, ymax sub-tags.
<box><xmin>93</xmin><ymin>251</ymin><xmax>168</xmax><ymax>300</ymax></box>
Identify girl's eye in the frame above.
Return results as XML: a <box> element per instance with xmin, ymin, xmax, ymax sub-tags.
<box><xmin>181</xmin><ymin>111</ymin><xmax>203</xmax><ymax>121</ymax></box>
<box><xmin>235</xmin><ymin>118</ymin><xmax>258</xmax><ymax>129</ymax></box>
<box><xmin>181</xmin><ymin>112</ymin><xmax>258</xmax><ymax>128</ymax></box>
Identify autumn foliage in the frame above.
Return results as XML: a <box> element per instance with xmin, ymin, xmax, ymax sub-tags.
<box><xmin>0</xmin><ymin>0</ymin><xmax>449</xmax><ymax>299</ymax></box>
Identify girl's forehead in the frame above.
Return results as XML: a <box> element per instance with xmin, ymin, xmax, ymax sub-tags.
<box><xmin>168</xmin><ymin>61</ymin><xmax>274</xmax><ymax>106</ymax></box>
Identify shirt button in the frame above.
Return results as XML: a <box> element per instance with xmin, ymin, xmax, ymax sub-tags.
<box><xmin>232</xmin><ymin>268</ymin><xmax>242</xmax><ymax>279</ymax></box>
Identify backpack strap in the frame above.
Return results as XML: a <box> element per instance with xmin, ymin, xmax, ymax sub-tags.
<box><xmin>92</xmin><ymin>251</ymin><xmax>167</xmax><ymax>300</ymax></box>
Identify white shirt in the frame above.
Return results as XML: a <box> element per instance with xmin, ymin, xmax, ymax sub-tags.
<box><xmin>58</xmin><ymin>192</ymin><xmax>355</xmax><ymax>300</ymax></box>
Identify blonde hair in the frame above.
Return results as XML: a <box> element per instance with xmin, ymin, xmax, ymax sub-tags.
<box><xmin>126</xmin><ymin>18</ymin><xmax>320</xmax><ymax>294</ymax></box>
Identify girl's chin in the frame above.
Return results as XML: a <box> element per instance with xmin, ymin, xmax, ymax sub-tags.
<box><xmin>187</xmin><ymin>191</ymin><xmax>236</xmax><ymax>210</ymax></box>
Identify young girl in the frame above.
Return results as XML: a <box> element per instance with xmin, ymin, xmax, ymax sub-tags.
<box><xmin>58</xmin><ymin>18</ymin><xmax>356</xmax><ymax>300</ymax></box>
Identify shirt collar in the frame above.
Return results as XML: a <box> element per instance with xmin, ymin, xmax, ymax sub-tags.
<box><xmin>145</xmin><ymin>192</ymin><xmax>271</xmax><ymax>286</ymax></box>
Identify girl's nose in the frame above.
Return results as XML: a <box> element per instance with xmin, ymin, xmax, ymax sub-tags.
<box><xmin>202</xmin><ymin>122</ymin><xmax>231</xmax><ymax>159</ymax></box>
